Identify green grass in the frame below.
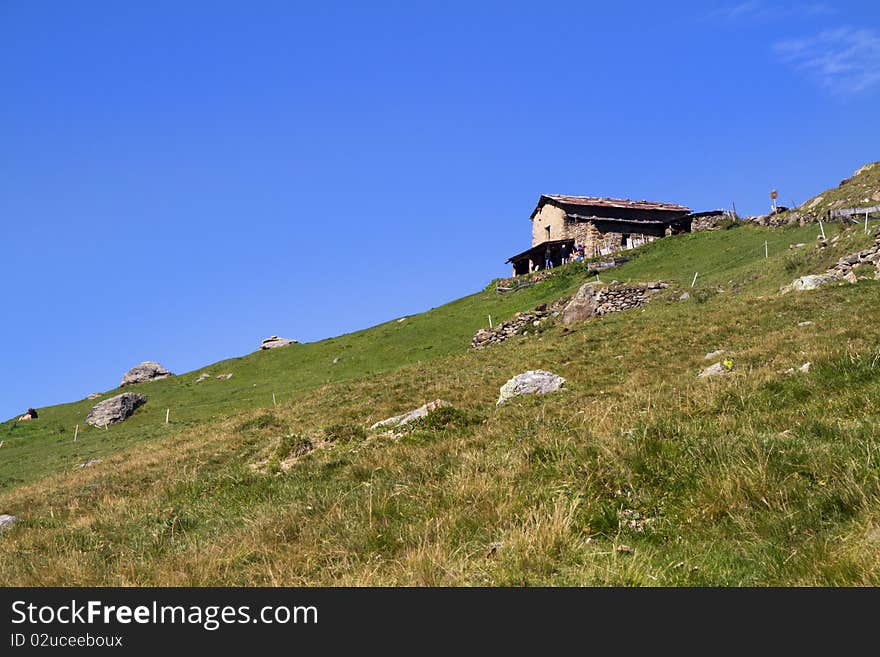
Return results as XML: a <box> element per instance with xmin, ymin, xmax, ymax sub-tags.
<box><xmin>0</xmin><ymin>265</ymin><xmax>586</xmax><ymax>488</ymax></box>
<box><xmin>2</xmin><ymin>221</ymin><xmax>880</xmax><ymax>585</ymax></box>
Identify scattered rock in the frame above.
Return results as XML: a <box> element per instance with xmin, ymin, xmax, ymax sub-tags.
<box><xmin>799</xmin><ymin>362</ymin><xmax>812</xmax><ymax>373</ymax></box>
<box><xmin>705</xmin><ymin>349</ymin><xmax>725</xmax><ymax>360</ymax></box>
<box><xmin>0</xmin><ymin>514</ymin><xmax>17</xmax><ymax>532</ymax></box>
<box><xmin>85</xmin><ymin>393</ymin><xmax>147</xmax><ymax>428</ymax></box>
<box><xmin>798</xmin><ymin>321</ymin><xmax>814</xmax><ymax>327</ymax></box>
<box><xmin>332</xmin><ymin>357</ymin><xmax>341</xmax><ymax>364</ymax></box>
<box><xmin>216</xmin><ymin>373</ymin><xmax>233</xmax><ymax>380</ymax></box>
<box><xmin>497</xmin><ymin>370</ymin><xmax>566</xmax><ymax>406</ymax></box>
<box><xmin>616</xmin><ymin>544</ymin><xmax>635</xmax><ymax>555</ymax></box>
<box><xmin>679</xmin><ymin>292</ymin><xmax>690</xmax><ymax>301</ymax></box>
<box><xmin>370</xmin><ymin>400</ymin><xmax>451</xmax><ymax>430</ymax></box>
<box><xmin>699</xmin><ymin>362</ymin><xmax>729</xmax><ymax>378</ymax></box>
<box><xmin>260</xmin><ymin>336</ymin><xmax>298</xmax><ymax>350</ymax></box>
<box><xmin>121</xmin><ymin>361</ymin><xmax>173</xmax><ymax>386</ymax></box>
<box><xmin>397</xmin><ymin>317</ymin><xmax>407</xmax><ymax>323</ymax></box>
<box><xmin>789</xmin><ymin>243</ymin><xmax>807</xmax><ymax>249</ymax></box>
<box><xmin>86</xmin><ymin>392</ymin><xmax>103</xmax><ymax>400</ymax></box>
<box><xmin>78</xmin><ymin>459</ymin><xmax>102</xmax><ymax>468</ymax></box>
<box><xmin>195</xmin><ymin>372</ymin><xmax>212</xmax><ymax>383</ymax></box>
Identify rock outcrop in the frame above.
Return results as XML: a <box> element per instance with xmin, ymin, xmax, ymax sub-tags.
<box><xmin>260</xmin><ymin>336</ymin><xmax>298</xmax><ymax>350</ymax></box>
<box><xmin>561</xmin><ymin>283</ymin><xmax>601</xmax><ymax>324</ymax></box>
<box><xmin>86</xmin><ymin>393</ymin><xmax>147</xmax><ymax>427</ymax></box>
<box><xmin>121</xmin><ymin>361</ymin><xmax>173</xmax><ymax>387</ymax></box>
<box><xmin>561</xmin><ymin>281</ymin><xmax>667</xmax><ymax>325</ymax></box>
<box><xmin>370</xmin><ymin>400</ymin><xmax>450</xmax><ymax>430</ymax></box>
<box><xmin>0</xmin><ymin>514</ymin><xmax>17</xmax><ymax>532</ymax></box>
<box><xmin>497</xmin><ymin>370</ymin><xmax>566</xmax><ymax>406</ymax></box>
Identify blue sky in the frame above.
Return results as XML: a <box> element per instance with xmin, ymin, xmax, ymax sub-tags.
<box><xmin>1</xmin><ymin>1</ymin><xmax>879</xmax><ymax>419</ymax></box>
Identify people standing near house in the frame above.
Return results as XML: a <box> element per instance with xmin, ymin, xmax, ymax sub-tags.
<box><xmin>544</xmin><ymin>245</ymin><xmax>553</xmax><ymax>269</ymax></box>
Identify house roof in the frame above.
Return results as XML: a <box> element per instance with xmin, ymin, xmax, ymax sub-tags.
<box><xmin>506</xmin><ymin>238</ymin><xmax>573</xmax><ymax>263</ymax></box>
<box><xmin>532</xmin><ymin>194</ymin><xmax>690</xmax><ymax>218</ymax></box>
<box><xmin>565</xmin><ymin>213</ymin><xmax>694</xmax><ymax>226</ymax></box>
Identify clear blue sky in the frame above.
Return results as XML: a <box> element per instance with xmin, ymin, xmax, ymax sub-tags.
<box><xmin>2</xmin><ymin>1</ymin><xmax>879</xmax><ymax>419</ymax></box>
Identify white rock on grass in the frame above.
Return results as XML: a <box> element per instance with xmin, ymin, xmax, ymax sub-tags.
<box><xmin>698</xmin><ymin>362</ymin><xmax>729</xmax><ymax>378</ymax></box>
<box><xmin>0</xmin><ymin>514</ymin><xmax>17</xmax><ymax>532</ymax></box>
<box><xmin>260</xmin><ymin>336</ymin><xmax>298</xmax><ymax>350</ymax></box>
<box><xmin>705</xmin><ymin>349</ymin><xmax>725</xmax><ymax>360</ymax></box>
<box><xmin>371</xmin><ymin>400</ymin><xmax>450</xmax><ymax>430</ymax></box>
<box><xmin>497</xmin><ymin>370</ymin><xmax>566</xmax><ymax>406</ymax></box>
<box><xmin>121</xmin><ymin>361</ymin><xmax>173</xmax><ymax>386</ymax></box>
<box><xmin>781</xmin><ymin>273</ymin><xmax>840</xmax><ymax>293</ymax></box>
<box><xmin>86</xmin><ymin>393</ymin><xmax>147</xmax><ymax>428</ymax></box>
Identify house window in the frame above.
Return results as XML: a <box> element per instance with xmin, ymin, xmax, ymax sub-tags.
<box><xmin>545</xmin><ymin>226</ymin><xmax>551</xmax><ymax>240</ymax></box>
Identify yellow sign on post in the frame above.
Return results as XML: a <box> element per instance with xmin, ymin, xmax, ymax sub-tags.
<box><xmin>770</xmin><ymin>189</ymin><xmax>778</xmax><ymax>199</ymax></box>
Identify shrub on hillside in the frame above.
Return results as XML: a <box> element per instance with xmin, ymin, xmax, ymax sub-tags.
<box><xmin>235</xmin><ymin>412</ymin><xmax>289</xmax><ymax>434</ymax></box>
<box><xmin>323</xmin><ymin>422</ymin><xmax>368</xmax><ymax>443</ymax></box>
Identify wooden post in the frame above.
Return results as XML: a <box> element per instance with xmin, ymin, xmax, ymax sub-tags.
<box><xmin>819</xmin><ymin>219</ymin><xmax>826</xmax><ymax>240</ymax></box>
<box><xmin>165</xmin><ymin>408</ymin><xmax>170</xmax><ymax>425</ymax></box>
<box><xmin>866</xmin><ymin>212</ymin><xmax>869</xmax><ymax>234</ymax></box>
<box><xmin>691</xmin><ymin>272</ymin><xmax>698</xmax><ymax>288</ymax></box>
<box><xmin>765</xmin><ymin>240</ymin><xmax>768</xmax><ymax>258</ymax></box>
<box><xmin>74</xmin><ymin>425</ymin><xmax>78</xmax><ymax>442</ymax></box>
<box><xmin>488</xmin><ymin>315</ymin><xmax>493</xmax><ymax>328</ymax></box>
<box><xmin>272</xmin><ymin>393</ymin><xmax>277</xmax><ymax>406</ymax></box>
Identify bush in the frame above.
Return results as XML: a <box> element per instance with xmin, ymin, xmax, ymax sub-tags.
<box><xmin>235</xmin><ymin>413</ymin><xmax>289</xmax><ymax>434</ymax></box>
<box><xmin>274</xmin><ymin>434</ymin><xmax>313</xmax><ymax>462</ymax></box>
<box><xmin>410</xmin><ymin>406</ymin><xmax>483</xmax><ymax>432</ymax></box>
<box><xmin>323</xmin><ymin>422</ymin><xmax>368</xmax><ymax>443</ymax></box>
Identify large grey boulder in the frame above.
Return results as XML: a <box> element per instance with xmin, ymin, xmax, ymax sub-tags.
<box><xmin>781</xmin><ymin>273</ymin><xmax>840</xmax><ymax>293</ymax></box>
<box><xmin>497</xmin><ymin>370</ymin><xmax>566</xmax><ymax>406</ymax></box>
<box><xmin>0</xmin><ymin>514</ymin><xmax>17</xmax><ymax>532</ymax></box>
<box><xmin>86</xmin><ymin>393</ymin><xmax>147</xmax><ymax>427</ymax></box>
<box><xmin>561</xmin><ymin>282</ymin><xmax>600</xmax><ymax>325</ymax></box>
<box><xmin>121</xmin><ymin>361</ymin><xmax>173</xmax><ymax>386</ymax></box>
<box><xmin>371</xmin><ymin>400</ymin><xmax>450</xmax><ymax>430</ymax></box>
<box><xmin>260</xmin><ymin>336</ymin><xmax>299</xmax><ymax>350</ymax></box>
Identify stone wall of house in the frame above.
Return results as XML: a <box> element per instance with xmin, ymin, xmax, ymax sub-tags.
<box><xmin>531</xmin><ymin>204</ymin><xmax>568</xmax><ymax>246</ymax></box>
<box><xmin>691</xmin><ymin>213</ymin><xmax>728</xmax><ymax>232</ymax></box>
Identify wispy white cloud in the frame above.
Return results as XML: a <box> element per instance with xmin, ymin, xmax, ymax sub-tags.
<box><xmin>706</xmin><ymin>1</ymin><xmax>833</xmax><ymax>23</ymax></box>
<box><xmin>774</xmin><ymin>27</ymin><xmax>880</xmax><ymax>94</ymax></box>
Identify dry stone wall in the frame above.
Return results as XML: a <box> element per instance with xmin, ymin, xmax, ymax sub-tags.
<box><xmin>472</xmin><ymin>281</ymin><xmax>670</xmax><ymax>350</ymax></box>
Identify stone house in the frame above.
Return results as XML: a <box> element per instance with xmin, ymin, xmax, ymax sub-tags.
<box><xmin>506</xmin><ymin>195</ymin><xmax>694</xmax><ymax>276</ymax></box>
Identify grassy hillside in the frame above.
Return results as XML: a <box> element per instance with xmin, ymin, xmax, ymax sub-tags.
<box><xmin>780</xmin><ymin>161</ymin><xmax>880</xmax><ymax>223</ymax></box>
<box><xmin>2</xmin><ymin>220</ymin><xmax>880</xmax><ymax>585</ymax></box>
